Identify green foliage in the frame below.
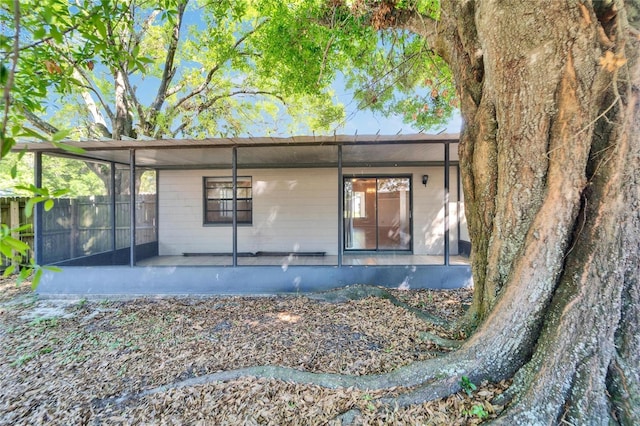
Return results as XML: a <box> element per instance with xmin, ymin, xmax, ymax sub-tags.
<box><xmin>1</xmin><ymin>0</ymin><xmax>456</xmax><ymax>289</ymax></box>
<box><xmin>460</xmin><ymin>375</ymin><xmax>477</xmax><ymax>396</ymax></box>
<box><xmin>463</xmin><ymin>404</ymin><xmax>489</xmax><ymax>420</ymax></box>
<box><xmin>0</xmin><ymin>153</ymin><xmax>107</xmax><ymax>197</ymax></box>
<box><xmin>3</xmin><ymin>0</ymin><xmax>352</xmax><ymax>141</ymax></box>
<box><xmin>258</xmin><ymin>0</ymin><xmax>455</xmax><ymax>132</ymax></box>
<box><xmin>1</xmin><ymin>219</ymin><xmax>62</xmax><ymax>288</ymax></box>
<box><xmin>4</xmin><ymin>0</ymin><xmax>455</xmax><ymax>143</ymax></box>
<box><xmin>13</xmin><ymin>184</ymin><xmax>69</xmax><ymax>217</ymax></box>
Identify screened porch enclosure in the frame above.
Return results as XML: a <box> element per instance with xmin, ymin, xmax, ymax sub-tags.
<box><xmin>34</xmin><ymin>155</ymin><xmax>158</xmax><ymax>267</ymax></box>
<box><xmin>154</xmin><ymin>139</ymin><xmax>468</xmax><ymax>266</ymax></box>
<box><xmin>15</xmin><ymin>134</ymin><xmax>472</xmax><ymax>295</ymax></box>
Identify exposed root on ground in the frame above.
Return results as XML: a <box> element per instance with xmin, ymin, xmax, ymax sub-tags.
<box><xmin>98</xmin><ymin>352</ymin><xmax>484</xmax><ymax>413</ymax></box>
<box><xmin>416</xmin><ymin>331</ymin><xmax>462</xmax><ymax>350</ymax></box>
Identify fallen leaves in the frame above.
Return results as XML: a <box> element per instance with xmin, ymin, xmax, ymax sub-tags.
<box><xmin>0</xmin><ymin>279</ymin><xmax>504</xmax><ymax>424</ymax></box>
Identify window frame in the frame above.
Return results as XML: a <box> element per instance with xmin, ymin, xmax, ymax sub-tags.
<box><xmin>203</xmin><ymin>176</ymin><xmax>252</xmax><ymax>226</ymax></box>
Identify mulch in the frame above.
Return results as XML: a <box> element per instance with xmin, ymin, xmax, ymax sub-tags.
<box><xmin>0</xmin><ymin>278</ymin><xmax>509</xmax><ymax>425</ymax></box>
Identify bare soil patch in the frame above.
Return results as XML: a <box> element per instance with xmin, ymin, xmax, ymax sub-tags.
<box><xmin>0</xmin><ymin>278</ymin><xmax>507</xmax><ymax>425</ymax></box>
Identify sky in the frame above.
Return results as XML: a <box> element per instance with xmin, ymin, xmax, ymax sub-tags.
<box><xmin>335</xmin><ymin>99</ymin><xmax>462</xmax><ymax>136</ymax></box>
<box><xmin>260</xmin><ymin>74</ymin><xmax>463</xmax><ymax>137</ymax></box>
<box><xmin>331</xmin><ymin>75</ymin><xmax>462</xmax><ymax>136</ymax></box>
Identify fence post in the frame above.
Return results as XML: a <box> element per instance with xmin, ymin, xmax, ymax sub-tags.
<box><xmin>9</xmin><ymin>200</ymin><xmax>19</xmax><ymax>235</ymax></box>
<box><xmin>9</xmin><ymin>200</ymin><xmax>20</xmax><ymax>269</ymax></box>
<box><xmin>70</xmin><ymin>199</ymin><xmax>77</xmax><ymax>259</ymax></box>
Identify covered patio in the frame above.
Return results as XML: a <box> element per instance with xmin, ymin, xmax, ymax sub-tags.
<box><xmin>13</xmin><ymin>133</ymin><xmax>472</xmax><ymax>296</ymax></box>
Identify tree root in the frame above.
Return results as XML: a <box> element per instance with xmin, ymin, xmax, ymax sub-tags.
<box><xmin>97</xmin><ymin>354</ymin><xmax>479</xmax><ymax>410</ymax></box>
<box><xmin>334</xmin><ymin>376</ymin><xmax>466</xmax><ymax>425</ymax></box>
<box><xmin>418</xmin><ymin>331</ymin><xmax>462</xmax><ymax>350</ymax></box>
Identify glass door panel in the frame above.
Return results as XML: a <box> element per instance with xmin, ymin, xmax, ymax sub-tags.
<box><xmin>344</xmin><ymin>177</ymin><xmax>411</xmax><ymax>251</ymax></box>
<box><xmin>344</xmin><ymin>178</ymin><xmax>377</xmax><ymax>250</ymax></box>
<box><xmin>377</xmin><ymin>178</ymin><xmax>411</xmax><ymax>250</ymax></box>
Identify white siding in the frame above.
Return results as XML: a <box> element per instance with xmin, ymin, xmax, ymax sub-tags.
<box><xmin>159</xmin><ymin>169</ymin><xmax>337</xmax><ymax>255</ymax></box>
<box><xmin>158</xmin><ymin>166</ymin><xmax>467</xmax><ymax>256</ymax></box>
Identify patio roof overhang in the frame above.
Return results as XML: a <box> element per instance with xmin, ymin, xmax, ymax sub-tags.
<box><xmin>12</xmin><ymin>133</ymin><xmax>460</xmax><ymax>169</ymax></box>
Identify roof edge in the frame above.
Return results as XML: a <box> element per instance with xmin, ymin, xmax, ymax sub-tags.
<box><xmin>12</xmin><ymin>133</ymin><xmax>460</xmax><ymax>153</ymax></box>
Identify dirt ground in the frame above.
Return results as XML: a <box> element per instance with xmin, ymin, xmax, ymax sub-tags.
<box><xmin>0</xmin><ymin>278</ymin><xmax>508</xmax><ymax>425</ymax></box>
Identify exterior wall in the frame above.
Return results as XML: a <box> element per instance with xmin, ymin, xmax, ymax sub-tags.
<box><xmin>158</xmin><ymin>166</ymin><xmax>465</xmax><ymax>256</ymax></box>
<box><xmin>159</xmin><ymin>168</ymin><xmax>337</xmax><ymax>255</ymax></box>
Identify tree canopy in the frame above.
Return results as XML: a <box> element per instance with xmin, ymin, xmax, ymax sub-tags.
<box><xmin>1</xmin><ymin>0</ymin><xmax>455</xmax><ymax>152</ymax></box>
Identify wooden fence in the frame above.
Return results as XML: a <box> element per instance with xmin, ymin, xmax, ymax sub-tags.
<box><xmin>1</xmin><ymin>195</ymin><xmax>156</xmax><ymax>267</ymax></box>
<box><xmin>0</xmin><ymin>198</ymin><xmax>34</xmax><ymax>269</ymax></box>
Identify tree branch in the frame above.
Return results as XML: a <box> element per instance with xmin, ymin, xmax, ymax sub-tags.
<box><xmin>21</xmin><ymin>107</ymin><xmax>59</xmax><ymax>135</ymax></box>
<box><xmin>72</xmin><ymin>70</ymin><xmax>113</xmax><ymax>127</ymax></box>
<box><xmin>392</xmin><ymin>10</ymin><xmax>441</xmax><ymax>48</ymax></box>
<box><xmin>1</xmin><ymin>0</ymin><xmax>20</xmax><ymax>158</ymax></box>
<box><xmin>0</xmin><ymin>23</ymin><xmax>79</xmax><ymax>55</ymax></box>
<box><xmin>168</xmin><ymin>89</ymin><xmax>285</xmax><ymax>137</ymax></box>
<box><xmin>150</xmin><ymin>1</ymin><xmax>188</xmax><ymax>114</ymax></box>
<box><xmin>117</xmin><ymin>64</ymin><xmax>145</xmax><ymax>134</ymax></box>
<box><xmin>170</xmin><ymin>20</ymin><xmax>267</xmax><ymax>113</ymax></box>
<box><xmin>49</xmin><ymin>44</ymin><xmax>115</xmax><ymax>122</ymax></box>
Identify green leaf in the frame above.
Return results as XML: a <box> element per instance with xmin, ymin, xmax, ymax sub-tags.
<box><xmin>51</xmin><ymin>189</ymin><xmax>70</xmax><ymax>197</ymax></box>
<box><xmin>24</xmin><ymin>196</ymin><xmax>47</xmax><ymax>218</ymax></box>
<box><xmin>3</xmin><ymin>264</ymin><xmax>16</xmax><ymax>277</ymax></box>
<box><xmin>1</xmin><ymin>136</ymin><xmax>15</xmax><ymax>157</ymax></box>
<box><xmin>42</xmin><ymin>7</ymin><xmax>53</xmax><ymax>25</ymax></box>
<box><xmin>0</xmin><ymin>64</ymin><xmax>7</xmax><ymax>84</ymax></box>
<box><xmin>44</xmin><ymin>199</ymin><xmax>55</xmax><ymax>211</ymax></box>
<box><xmin>3</xmin><ymin>236</ymin><xmax>30</xmax><ymax>253</ymax></box>
<box><xmin>17</xmin><ymin>127</ymin><xmax>47</xmax><ymax>140</ymax></box>
<box><xmin>24</xmin><ymin>199</ymin><xmax>35</xmax><ymax>218</ymax></box>
<box><xmin>15</xmin><ymin>184</ymin><xmax>38</xmax><ymax>194</ymax></box>
<box><xmin>12</xmin><ymin>224</ymin><xmax>32</xmax><ymax>233</ymax></box>
<box><xmin>50</xmin><ymin>129</ymin><xmax>72</xmax><ymax>142</ymax></box>
<box><xmin>93</xmin><ymin>19</ymin><xmax>107</xmax><ymax>40</ymax></box>
<box><xmin>10</xmin><ymin>163</ymin><xmax>17</xmax><ymax>179</ymax></box>
<box><xmin>33</xmin><ymin>27</ymin><xmax>46</xmax><ymax>40</ymax></box>
<box><xmin>49</xmin><ymin>26</ymin><xmax>63</xmax><ymax>43</ymax></box>
<box><xmin>32</xmin><ymin>268</ymin><xmax>43</xmax><ymax>289</ymax></box>
<box><xmin>17</xmin><ymin>267</ymin><xmax>31</xmax><ymax>284</ymax></box>
<box><xmin>0</xmin><ymin>244</ymin><xmax>13</xmax><ymax>258</ymax></box>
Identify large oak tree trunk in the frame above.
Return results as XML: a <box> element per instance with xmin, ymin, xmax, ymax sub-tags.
<box><xmin>435</xmin><ymin>0</ymin><xmax>640</xmax><ymax>422</ymax></box>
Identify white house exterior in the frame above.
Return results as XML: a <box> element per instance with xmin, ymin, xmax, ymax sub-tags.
<box><xmin>158</xmin><ymin>166</ymin><xmax>466</xmax><ymax>258</ymax></box>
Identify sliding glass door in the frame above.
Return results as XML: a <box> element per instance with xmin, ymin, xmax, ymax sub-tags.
<box><xmin>344</xmin><ymin>177</ymin><xmax>411</xmax><ymax>251</ymax></box>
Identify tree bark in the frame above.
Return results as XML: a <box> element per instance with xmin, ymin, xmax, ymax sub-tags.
<box><xmin>30</xmin><ymin>1</ymin><xmax>640</xmax><ymax>423</ymax></box>
<box><xmin>434</xmin><ymin>0</ymin><xmax>640</xmax><ymax>422</ymax></box>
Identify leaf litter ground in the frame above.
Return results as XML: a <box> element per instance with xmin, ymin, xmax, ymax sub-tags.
<box><xmin>0</xmin><ymin>278</ymin><xmax>509</xmax><ymax>425</ymax></box>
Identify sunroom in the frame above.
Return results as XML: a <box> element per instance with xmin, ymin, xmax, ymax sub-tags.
<box><xmin>13</xmin><ymin>133</ymin><xmax>471</xmax><ymax>296</ymax></box>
